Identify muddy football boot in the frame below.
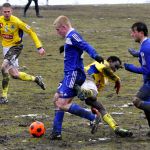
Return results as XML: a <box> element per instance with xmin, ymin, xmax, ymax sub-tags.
<box><xmin>91</xmin><ymin>115</ymin><xmax>101</xmax><ymax>134</ymax></box>
<box><xmin>0</xmin><ymin>97</ymin><xmax>8</xmax><ymax>104</ymax></box>
<box><xmin>35</xmin><ymin>76</ymin><xmax>45</xmax><ymax>90</ymax></box>
<box><xmin>115</xmin><ymin>127</ymin><xmax>133</xmax><ymax>137</ymax></box>
<box><xmin>50</xmin><ymin>132</ymin><xmax>62</xmax><ymax>140</ymax></box>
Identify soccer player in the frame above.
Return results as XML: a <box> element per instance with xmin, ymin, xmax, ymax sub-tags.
<box><xmin>74</xmin><ymin>56</ymin><xmax>133</xmax><ymax>137</ymax></box>
<box><xmin>0</xmin><ymin>3</ymin><xmax>46</xmax><ymax>104</ymax></box>
<box><xmin>124</xmin><ymin>22</ymin><xmax>150</xmax><ymax>136</ymax></box>
<box><xmin>23</xmin><ymin>0</ymin><xmax>43</xmax><ymax>18</ymax></box>
<box><xmin>50</xmin><ymin>15</ymin><xmax>104</xmax><ymax>140</ymax></box>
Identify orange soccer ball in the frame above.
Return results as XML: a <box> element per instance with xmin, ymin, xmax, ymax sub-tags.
<box><xmin>29</xmin><ymin>121</ymin><xmax>46</xmax><ymax>137</ymax></box>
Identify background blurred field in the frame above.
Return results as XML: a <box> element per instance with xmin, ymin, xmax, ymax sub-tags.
<box><xmin>0</xmin><ymin>4</ymin><xmax>150</xmax><ymax>150</ymax></box>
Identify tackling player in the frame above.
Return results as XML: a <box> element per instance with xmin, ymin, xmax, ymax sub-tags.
<box><xmin>0</xmin><ymin>3</ymin><xmax>46</xmax><ymax>104</ymax></box>
<box><xmin>74</xmin><ymin>56</ymin><xmax>133</xmax><ymax>137</ymax></box>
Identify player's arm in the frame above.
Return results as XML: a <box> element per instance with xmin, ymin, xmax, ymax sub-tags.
<box><xmin>103</xmin><ymin>67</ymin><xmax>121</xmax><ymax>94</ymax></box>
<box><xmin>71</xmin><ymin>35</ymin><xmax>104</xmax><ymax>63</ymax></box>
<box><xmin>17</xmin><ymin>19</ymin><xmax>45</xmax><ymax>55</ymax></box>
<box><xmin>128</xmin><ymin>48</ymin><xmax>139</xmax><ymax>57</ymax></box>
<box><xmin>103</xmin><ymin>67</ymin><xmax>120</xmax><ymax>81</ymax></box>
<box><xmin>124</xmin><ymin>50</ymin><xmax>150</xmax><ymax>75</ymax></box>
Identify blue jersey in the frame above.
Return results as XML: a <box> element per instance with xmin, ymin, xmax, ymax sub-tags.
<box><xmin>64</xmin><ymin>29</ymin><xmax>99</xmax><ymax>72</ymax></box>
<box><xmin>126</xmin><ymin>38</ymin><xmax>150</xmax><ymax>82</ymax></box>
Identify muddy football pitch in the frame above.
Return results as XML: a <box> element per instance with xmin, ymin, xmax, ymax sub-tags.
<box><xmin>0</xmin><ymin>4</ymin><xmax>150</xmax><ymax>150</ymax></box>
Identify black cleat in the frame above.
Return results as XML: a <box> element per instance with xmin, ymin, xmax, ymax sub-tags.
<box><xmin>115</xmin><ymin>127</ymin><xmax>133</xmax><ymax>137</ymax></box>
<box><xmin>35</xmin><ymin>76</ymin><xmax>45</xmax><ymax>90</ymax></box>
<box><xmin>36</xmin><ymin>15</ymin><xmax>43</xmax><ymax>18</ymax></box>
<box><xmin>0</xmin><ymin>97</ymin><xmax>8</xmax><ymax>104</ymax></box>
<box><xmin>91</xmin><ymin>115</ymin><xmax>101</xmax><ymax>134</ymax></box>
<box><xmin>50</xmin><ymin>132</ymin><xmax>62</xmax><ymax>140</ymax></box>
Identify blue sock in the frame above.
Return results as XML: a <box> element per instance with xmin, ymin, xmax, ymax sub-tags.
<box><xmin>68</xmin><ymin>103</ymin><xmax>95</xmax><ymax>121</ymax></box>
<box><xmin>139</xmin><ymin>100</ymin><xmax>150</xmax><ymax>112</ymax></box>
<box><xmin>52</xmin><ymin>110</ymin><xmax>64</xmax><ymax>134</ymax></box>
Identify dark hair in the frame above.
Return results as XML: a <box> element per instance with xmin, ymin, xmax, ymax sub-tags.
<box><xmin>131</xmin><ymin>22</ymin><xmax>148</xmax><ymax>36</ymax></box>
<box><xmin>2</xmin><ymin>3</ymin><xmax>12</xmax><ymax>8</ymax></box>
<box><xmin>107</xmin><ymin>56</ymin><xmax>122</xmax><ymax>66</ymax></box>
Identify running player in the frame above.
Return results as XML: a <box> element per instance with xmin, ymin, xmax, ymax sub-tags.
<box><xmin>0</xmin><ymin>3</ymin><xmax>46</xmax><ymax>104</ymax></box>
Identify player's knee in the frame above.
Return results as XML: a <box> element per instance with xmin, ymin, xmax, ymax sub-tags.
<box><xmin>11</xmin><ymin>74</ymin><xmax>19</xmax><ymax>79</ymax></box>
<box><xmin>55</xmin><ymin>98</ymin><xmax>70</xmax><ymax>110</ymax></box>
<box><xmin>10</xmin><ymin>71</ymin><xmax>19</xmax><ymax>79</ymax></box>
<box><xmin>133</xmin><ymin>97</ymin><xmax>142</xmax><ymax>108</ymax></box>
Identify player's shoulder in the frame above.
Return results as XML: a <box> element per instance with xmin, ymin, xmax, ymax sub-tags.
<box><xmin>10</xmin><ymin>15</ymin><xmax>20</xmax><ymax>21</ymax></box>
<box><xmin>69</xmin><ymin>30</ymin><xmax>82</xmax><ymax>42</ymax></box>
<box><xmin>94</xmin><ymin>60</ymin><xmax>108</xmax><ymax>71</ymax></box>
<box><xmin>10</xmin><ymin>15</ymin><xmax>23</xmax><ymax>24</ymax></box>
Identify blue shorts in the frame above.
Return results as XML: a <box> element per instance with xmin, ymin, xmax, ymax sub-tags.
<box><xmin>57</xmin><ymin>69</ymin><xmax>86</xmax><ymax>98</ymax></box>
<box><xmin>136</xmin><ymin>81</ymin><xmax>150</xmax><ymax>101</ymax></box>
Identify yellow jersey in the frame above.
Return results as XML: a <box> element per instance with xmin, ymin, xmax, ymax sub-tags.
<box><xmin>0</xmin><ymin>15</ymin><xmax>42</xmax><ymax>48</ymax></box>
<box><xmin>84</xmin><ymin>60</ymin><xmax>120</xmax><ymax>91</ymax></box>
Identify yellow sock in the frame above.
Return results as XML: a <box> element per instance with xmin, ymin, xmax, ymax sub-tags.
<box><xmin>2</xmin><ymin>86</ymin><xmax>9</xmax><ymax>98</ymax></box>
<box><xmin>18</xmin><ymin>72</ymin><xmax>35</xmax><ymax>81</ymax></box>
<box><xmin>103</xmin><ymin>113</ymin><xmax>119</xmax><ymax>130</ymax></box>
<box><xmin>2</xmin><ymin>76</ymin><xmax>9</xmax><ymax>98</ymax></box>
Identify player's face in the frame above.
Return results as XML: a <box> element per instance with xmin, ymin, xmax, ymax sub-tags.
<box><xmin>110</xmin><ymin>61</ymin><xmax>121</xmax><ymax>72</ymax></box>
<box><xmin>2</xmin><ymin>7</ymin><xmax>12</xmax><ymax>20</ymax></box>
<box><xmin>130</xmin><ymin>28</ymin><xmax>142</xmax><ymax>43</ymax></box>
<box><xmin>55</xmin><ymin>25</ymin><xmax>67</xmax><ymax>38</ymax></box>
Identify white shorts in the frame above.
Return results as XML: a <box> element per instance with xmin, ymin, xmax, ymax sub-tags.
<box><xmin>3</xmin><ymin>47</ymin><xmax>19</xmax><ymax>68</ymax></box>
<box><xmin>81</xmin><ymin>79</ymin><xmax>98</xmax><ymax>96</ymax></box>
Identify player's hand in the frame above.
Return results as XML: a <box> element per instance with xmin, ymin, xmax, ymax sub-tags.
<box><xmin>59</xmin><ymin>45</ymin><xmax>64</xmax><ymax>53</ymax></box>
<box><xmin>38</xmin><ymin>47</ymin><xmax>45</xmax><ymax>56</ymax></box>
<box><xmin>124</xmin><ymin>63</ymin><xmax>132</xmax><ymax>71</ymax></box>
<box><xmin>95</xmin><ymin>55</ymin><xmax>104</xmax><ymax>64</ymax></box>
<box><xmin>128</xmin><ymin>48</ymin><xmax>139</xmax><ymax>57</ymax></box>
<box><xmin>114</xmin><ymin>79</ymin><xmax>121</xmax><ymax>94</ymax></box>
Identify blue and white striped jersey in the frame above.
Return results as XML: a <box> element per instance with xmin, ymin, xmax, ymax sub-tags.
<box><xmin>64</xmin><ymin>28</ymin><xmax>99</xmax><ymax>72</ymax></box>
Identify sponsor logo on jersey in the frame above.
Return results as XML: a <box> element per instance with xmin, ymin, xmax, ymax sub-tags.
<box><xmin>11</xmin><ymin>25</ymin><xmax>15</xmax><ymax>29</ymax></box>
<box><xmin>2</xmin><ymin>34</ymin><xmax>13</xmax><ymax>39</ymax></box>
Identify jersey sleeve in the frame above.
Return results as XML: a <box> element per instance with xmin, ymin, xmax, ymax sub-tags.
<box><xmin>17</xmin><ymin>18</ymin><xmax>42</xmax><ymax>49</ymax></box>
<box><xmin>71</xmin><ymin>33</ymin><xmax>99</xmax><ymax>59</ymax></box>
<box><xmin>126</xmin><ymin>49</ymin><xmax>150</xmax><ymax>75</ymax></box>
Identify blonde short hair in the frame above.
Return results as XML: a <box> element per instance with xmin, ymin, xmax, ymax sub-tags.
<box><xmin>53</xmin><ymin>15</ymin><xmax>72</xmax><ymax>28</ymax></box>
